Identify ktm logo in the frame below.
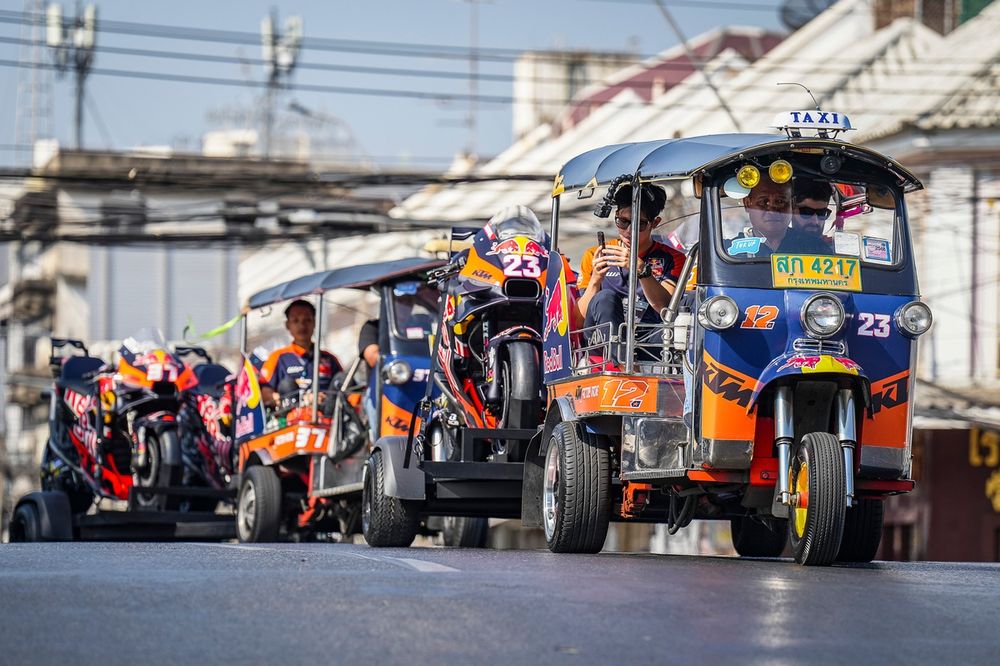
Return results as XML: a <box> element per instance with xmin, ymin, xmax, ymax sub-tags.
<box><xmin>703</xmin><ymin>359</ymin><xmax>754</xmax><ymax>408</ymax></box>
<box><xmin>871</xmin><ymin>375</ymin><xmax>908</xmax><ymax>414</ymax></box>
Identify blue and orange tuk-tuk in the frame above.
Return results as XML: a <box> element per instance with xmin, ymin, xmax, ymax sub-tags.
<box><xmin>529</xmin><ymin>112</ymin><xmax>932</xmax><ymax>565</ymax></box>
<box><xmin>233</xmin><ymin>257</ymin><xmax>442</xmax><ymax>542</ymax></box>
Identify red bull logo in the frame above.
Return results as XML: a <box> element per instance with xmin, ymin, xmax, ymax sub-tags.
<box><xmin>487</xmin><ymin>237</ymin><xmax>548</xmax><ymax>257</ymax></box>
<box><xmin>487</xmin><ymin>238</ymin><xmax>522</xmax><ymax>255</ymax></box>
<box><xmin>543</xmin><ymin>278</ymin><xmax>568</xmax><ymax>342</ymax></box>
<box><xmin>834</xmin><ymin>357</ymin><xmax>862</xmax><ymax>372</ymax></box>
<box><xmin>522</xmin><ymin>240</ymin><xmax>547</xmax><ymax>257</ymax></box>
<box><xmin>779</xmin><ymin>356</ymin><xmax>822</xmax><ymax>372</ymax></box>
<box><xmin>235</xmin><ymin>358</ymin><xmax>262</xmax><ymax>412</ymax></box>
<box><xmin>779</xmin><ymin>355</ymin><xmax>861</xmax><ymax>375</ymax></box>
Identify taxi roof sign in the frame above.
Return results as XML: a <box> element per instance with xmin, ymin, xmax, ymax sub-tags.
<box><xmin>772</xmin><ymin>110</ymin><xmax>854</xmax><ymax>138</ymax></box>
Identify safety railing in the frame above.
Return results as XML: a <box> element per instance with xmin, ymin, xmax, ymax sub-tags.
<box><xmin>569</xmin><ymin>321</ymin><xmax>683</xmax><ymax>376</ymax></box>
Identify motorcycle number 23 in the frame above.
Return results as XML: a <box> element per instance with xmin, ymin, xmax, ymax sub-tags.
<box><xmin>502</xmin><ymin>254</ymin><xmax>542</xmax><ymax>278</ymax></box>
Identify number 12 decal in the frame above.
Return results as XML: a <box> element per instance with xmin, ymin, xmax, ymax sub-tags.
<box><xmin>741</xmin><ymin>305</ymin><xmax>779</xmax><ymax>329</ymax></box>
<box><xmin>857</xmin><ymin>313</ymin><xmax>890</xmax><ymax>337</ymax></box>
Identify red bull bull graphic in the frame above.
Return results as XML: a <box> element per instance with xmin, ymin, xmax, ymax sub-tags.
<box><xmin>778</xmin><ymin>355</ymin><xmax>862</xmax><ymax>375</ymax></box>
<box><xmin>542</xmin><ymin>255</ymin><xmax>573</xmax><ymax>382</ymax></box>
<box><xmin>234</xmin><ymin>356</ymin><xmax>265</xmax><ymax>443</ymax></box>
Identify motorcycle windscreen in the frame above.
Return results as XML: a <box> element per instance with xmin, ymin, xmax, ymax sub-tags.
<box><xmin>233</xmin><ymin>355</ymin><xmax>266</xmax><ymax>443</ymax></box>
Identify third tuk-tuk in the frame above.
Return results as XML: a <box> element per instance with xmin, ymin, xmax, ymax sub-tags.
<box><xmin>528</xmin><ymin>111</ymin><xmax>932</xmax><ymax>565</ymax></box>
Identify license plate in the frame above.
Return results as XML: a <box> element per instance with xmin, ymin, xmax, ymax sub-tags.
<box><xmin>771</xmin><ymin>254</ymin><xmax>862</xmax><ymax>292</ymax></box>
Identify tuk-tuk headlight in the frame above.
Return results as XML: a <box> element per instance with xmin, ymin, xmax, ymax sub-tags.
<box><xmin>801</xmin><ymin>294</ymin><xmax>844</xmax><ymax>338</ymax></box>
<box><xmin>895</xmin><ymin>301</ymin><xmax>932</xmax><ymax>337</ymax></box>
<box><xmin>698</xmin><ymin>296</ymin><xmax>739</xmax><ymax>330</ymax></box>
<box><xmin>383</xmin><ymin>360</ymin><xmax>413</xmax><ymax>385</ymax></box>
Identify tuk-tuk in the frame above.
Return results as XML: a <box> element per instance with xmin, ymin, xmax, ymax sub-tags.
<box><xmin>527</xmin><ymin>111</ymin><xmax>931</xmax><ymax>565</ymax></box>
<box><xmin>234</xmin><ymin>257</ymin><xmax>442</xmax><ymax>542</ymax></box>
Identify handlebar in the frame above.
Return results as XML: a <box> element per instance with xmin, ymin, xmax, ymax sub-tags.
<box><xmin>51</xmin><ymin>337</ymin><xmax>89</xmax><ymax>355</ymax></box>
<box><xmin>175</xmin><ymin>345</ymin><xmax>213</xmax><ymax>364</ymax></box>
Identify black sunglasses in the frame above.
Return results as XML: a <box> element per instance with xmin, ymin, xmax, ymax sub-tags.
<box><xmin>797</xmin><ymin>206</ymin><xmax>832</xmax><ymax>220</ymax></box>
<box><xmin>614</xmin><ymin>215</ymin><xmax>651</xmax><ymax>231</ymax></box>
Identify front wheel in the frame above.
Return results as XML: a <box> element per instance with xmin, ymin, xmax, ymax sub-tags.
<box><xmin>542</xmin><ymin>422</ymin><xmax>610</xmax><ymax>553</ymax></box>
<box><xmin>788</xmin><ymin>432</ymin><xmax>846</xmax><ymax>566</ymax></box>
<box><xmin>362</xmin><ymin>449</ymin><xmax>419</xmax><ymax>547</ymax></box>
<box><xmin>731</xmin><ymin>516</ymin><xmax>787</xmax><ymax>557</ymax></box>
<box><xmin>237</xmin><ymin>465</ymin><xmax>283</xmax><ymax>542</ymax></box>
<box><xmin>498</xmin><ymin>341</ymin><xmax>541</xmax><ymax>430</ymax></box>
<box><xmin>837</xmin><ymin>498</ymin><xmax>884</xmax><ymax>563</ymax></box>
<box><xmin>441</xmin><ymin>516</ymin><xmax>489</xmax><ymax>548</ymax></box>
<box><xmin>132</xmin><ymin>429</ymin><xmax>182</xmax><ymax>511</ymax></box>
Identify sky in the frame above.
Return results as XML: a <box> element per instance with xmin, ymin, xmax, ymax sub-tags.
<box><xmin>0</xmin><ymin>0</ymin><xmax>787</xmax><ymax>167</ymax></box>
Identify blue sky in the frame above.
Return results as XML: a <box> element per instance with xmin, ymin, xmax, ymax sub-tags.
<box><xmin>1</xmin><ymin>0</ymin><xmax>785</xmax><ymax>166</ymax></box>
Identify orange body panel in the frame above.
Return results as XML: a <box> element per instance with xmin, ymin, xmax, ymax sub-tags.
<box><xmin>548</xmin><ymin>374</ymin><xmax>659</xmax><ymax>415</ymax></box>
<box><xmin>700</xmin><ymin>352</ymin><xmax>757</xmax><ymax>441</ymax></box>
<box><xmin>687</xmin><ymin>469</ymin><xmax>746</xmax><ymax>483</ymax></box>
<box><xmin>380</xmin><ymin>395</ymin><xmax>420</xmax><ymax>438</ymax></box>
<box><xmin>862</xmin><ymin>369</ymin><xmax>910</xmax><ymax>448</ymax></box>
<box><xmin>239</xmin><ymin>423</ymin><xmax>331</xmax><ymax>470</ymax></box>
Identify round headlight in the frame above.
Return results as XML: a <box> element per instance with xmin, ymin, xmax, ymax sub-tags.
<box><xmin>698</xmin><ymin>296</ymin><xmax>739</xmax><ymax>330</ymax></box>
<box><xmin>895</xmin><ymin>301</ymin><xmax>932</xmax><ymax>337</ymax></box>
<box><xmin>383</xmin><ymin>360</ymin><xmax>413</xmax><ymax>385</ymax></box>
<box><xmin>801</xmin><ymin>294</ymin><xmax>844</xmax><ymax>338</ymax></box>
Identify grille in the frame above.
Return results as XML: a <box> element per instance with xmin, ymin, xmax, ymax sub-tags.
<box><xmin>792</xmin><ymin>337</ymin><xmax>847</xmax><ymax>356</ymax></box>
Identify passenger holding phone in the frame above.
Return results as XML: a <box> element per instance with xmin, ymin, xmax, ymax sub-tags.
<box><xmin>576</xmin><ymin>184</ymin><xmax>684</xmax><ymax>354</ymax></box>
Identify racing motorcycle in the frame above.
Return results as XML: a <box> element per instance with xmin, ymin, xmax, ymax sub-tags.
<box><xmin>42</xmin><ymin>329</ymin><xmax>198</xmax><ymax>512</ymax></box>
<box><xmin>431</xmin><ymin>205</ymin><xmax>551</xmax><ymax>455</ymax></box>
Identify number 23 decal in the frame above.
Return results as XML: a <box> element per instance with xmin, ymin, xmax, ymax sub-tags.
<box><xmin>502</xmin><ymin>254</ymin><xmax>542</xmax><ymax>277</ymax></box>
<box><xmin>857</xmin><ymin>312</ymin><xmax>890</xmax><ymax>337</ymax></box>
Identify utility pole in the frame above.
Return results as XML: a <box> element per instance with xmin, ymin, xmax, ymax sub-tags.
<box><xmin>14</xmin><ymin>0</ymin><xmax>54</xmax><ymax>167</ymax></box>
<box><xmin>260</xmin><ymin>11</ymin><xmax>302</xmax><ymax>159</ymax></box>
<box><xmin>46</xmin><ymin>2</ymin><xmax>97</xmax><ymax>150</ymax></box>
<box><xmin>459</xmin><ymin>0</ymin><xmax>487</xmax><ymax>159</ymax></box>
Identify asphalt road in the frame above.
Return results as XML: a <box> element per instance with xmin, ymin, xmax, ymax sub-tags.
<box><xmin>1</xmin><ymin>543</ymin><xmax>997</xmax><ymax>665</ymax></box>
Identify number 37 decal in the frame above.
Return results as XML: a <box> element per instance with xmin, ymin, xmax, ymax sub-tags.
<box><xmin>857</xmin><ymin>312</ymin><xmax>890</xmax><ymax>337</ymax></box>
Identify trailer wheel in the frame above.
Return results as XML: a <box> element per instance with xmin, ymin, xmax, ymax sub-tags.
<box><xmin>542</xmin><ymin>422</ymin><xmax>610</xmax><ymax>553</ymax></box>
<box><xmin>837</xmin><ymin>498</ymin><xmax>884</xmax><ymax>563</ymax></box>
<box><xmin>362</xmin><ymin>449</ymin><xmax>418</xmax><ymax>547</ymax></box>
<box><xmin>731</xmin><ymin>516</ymin><xmax>787</xmax><ymax>557</ymax></box>
<box><xmin>9</xmin><ymin>503</ymin><xmax>42</xmax><ymax>542</ymax></box>
<box><xmin>237</xmin><ymin>465</ymin><xmax>283</xmax><ymax>543</ymax></box>
<box><xmin>788</xmin><ymin>432</ymin><xmax>846</xmax><ymax>566</ymax></box>
<box><xmin>441</xmin><ymin>516</ymin><xmax>489</xmax><ymax>548</ymax></box>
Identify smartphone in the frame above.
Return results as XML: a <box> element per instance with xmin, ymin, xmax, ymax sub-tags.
<box><xmin>597</xmin><ymin>231</ymin><xmax>606</xmax><ymax>254</ymax></box>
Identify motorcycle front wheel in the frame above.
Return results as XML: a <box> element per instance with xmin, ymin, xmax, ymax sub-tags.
<box><xmin>498</xmin><ymin>340</ymin><xmax>541</xmax><ymax>430</ymax></box>
<box><xmin>132</xmin><ymin>429</ymin><xmax>183</xmax><ymax>511</ymax></box>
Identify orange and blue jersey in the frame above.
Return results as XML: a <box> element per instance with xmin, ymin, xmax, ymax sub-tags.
<box><xmin>259</xmin><ymin>342</ymin><xmax>342</xmax><ymax>392</ymax></box>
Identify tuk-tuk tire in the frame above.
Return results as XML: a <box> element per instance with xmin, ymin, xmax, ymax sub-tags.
<box><xmin>788</xmin><ymin>432</ymin><xmax>846</xmax><ymax>566</ymax></box>
<box><xmin>237</xmin><ymin>465</ymin><xmax>283</xmax><ymax>543</ymax></box>
<box><xmin>730</xmin><ymin>516</ymin><xmax>787</xmax><ymax>558</ymax></box>
<box><xmin>836</xmin><ymin>498</ymin><xmax>884</xmax><ymax>563</ymax></box>
<box><xmin>441</xmin><ymin>516</ymin><xmax>489</xmax><ymax>548</ymax></box>
<box><xmin>543</xmin><ymin>422</ymin><xmax>610</xmax><ymax>554</ymax></box>
<box><xmin>362</xmin><ymin>449</ymin><xmax>418</xmax><ymax>548</ymax></box>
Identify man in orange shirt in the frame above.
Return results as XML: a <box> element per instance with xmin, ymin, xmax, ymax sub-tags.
<box><xmin>259</xmin><ymin>300</ymin><xmax>343</xmax><ymax>409</ymax></box>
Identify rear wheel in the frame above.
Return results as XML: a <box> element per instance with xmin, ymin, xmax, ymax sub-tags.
<box><xmin>542</xmin><ymin>422</ymin><xmax>610</xmax><ymax>553</ymax></box>
<box><xmin>133</xmin><ymin>430</ymin><xmax>183</xmax><ymax>511</ymax></box>
<box><xmin>837</xmin><ymin>498</ymin><xmax>884</xmax><ymax>563</ymax></box>
<box><xmin>9</xmin><ymin>503</ymin><xmax>42</xmax><ymax>542</ymax></box>
<box><xmin>731</xmin><ymin>516</ymin><xmax>787</xmax><ymax>557</ymax></box>
<box><xmin>362</xmin><ymin>449</ymin><xmax>419</xmax><ymax>547</ymax></box>
<box><xmin>788</xmin><ymin>432</ymin><xmax>846</xmax><ymax>566</ymax></box>
<box><xmin>441</xmin><ymin>516</ymin><xmax>489</xmax><ymax>548</ymax></box>
<box><xmin>237</xmin><ymin>465</ymin><xmax>283</xmax><ymax>542</ymax></box>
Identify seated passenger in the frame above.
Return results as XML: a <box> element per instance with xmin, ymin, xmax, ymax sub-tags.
<box><xmin>259</xmin><ymin>299</ymin><xmax>343</xmax><ymax>409</ymax></box>
<box><xmin>726</xmin><ymin>176</ymin><xmax>831</xmax><ymax>257</ymax></box>
<box><xmin>792</xmin><ymin>178</ymin><xmax>834</xmax><ymax>238</ymax></box>
<box><xmin>576</xmin><ymin>184</ymin><xmax>685</xmax><ymax>359</ymax></box>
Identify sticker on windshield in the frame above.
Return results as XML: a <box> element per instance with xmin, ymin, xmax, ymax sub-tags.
<box><xmin>405</xmin><ymin>326</ymin><xmax>425</xmax><ymax>339</ymax></box>
<box><xmin>728</xmin><ymin>237</ymin><xmax>763</xmax><ymax>256</ymax></box>
<box><xmin>833</xmin><ymin>231</ymin><xmax>861</xmax><ymax>256</ymax></box>
<box><xmin>862</xmin><ymin>237</ymin><xmax>892</xmax><ymax>264</ymax></box>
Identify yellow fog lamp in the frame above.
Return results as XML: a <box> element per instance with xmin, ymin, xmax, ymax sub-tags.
<box><xmin>736</xmin><ymin>164</ymin><xmax>760</xmax><ymax>189</ymax></box>
<box><xmin>769</xmin><ymin>159</ymin><xmax>793</xmax><ymax>184</ymax></box>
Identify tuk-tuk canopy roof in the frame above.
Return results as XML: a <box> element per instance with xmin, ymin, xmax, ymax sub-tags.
<box><xmin>247</xmin><ymin>257</ymin><xmax>444</xmax><ymax>310</ymax></box>
<box><xmin>554</xmin><ymin>134</ymin><xmax>922</xmax><ymax>195</ymax></box>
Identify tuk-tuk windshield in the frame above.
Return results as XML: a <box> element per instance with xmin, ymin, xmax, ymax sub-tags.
<box><xmin>390</xmin><ymin>281</ymin><xmax>438</xmax><ymax>340</ymax></box>
<box><xmin>717</xmin><ymin>170</ymin><xmax>901</xmax><ymax>268</ymax></box>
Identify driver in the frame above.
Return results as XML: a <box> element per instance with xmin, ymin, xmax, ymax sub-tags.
<box><xmin>577</xmin><ymin>184</ymin><xmax>684</xmax><ymax>342</ymax></box>
<box><xmin>726</xmin><ymin>176</ymin><xmax>831</xmax><ymax>256</ymax></box>
<box><xmin>259</xmin><ymin>299</ymin><xmax>343</xmax><ymax>409</ymax></box>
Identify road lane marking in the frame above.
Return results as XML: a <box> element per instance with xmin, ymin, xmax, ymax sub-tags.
<box><xmin>384</xmin><ymin>557</ymin><xmax>460</xmax><ymax>573</ymax></box>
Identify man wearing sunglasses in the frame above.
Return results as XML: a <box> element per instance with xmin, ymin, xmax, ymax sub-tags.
<box><xmin>577</xmin><ymin>184</ymin><xmax>684</xmax><ymax>358</ymax></box>
<box><xmin>792</xmin><ymin>178</ymin><xmax>834</xmax><ymax>237</ymax></box>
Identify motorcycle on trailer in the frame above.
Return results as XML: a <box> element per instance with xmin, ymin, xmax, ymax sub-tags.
<box><xmin>362</xmin><ymin>207</ymin><xmax>558</xmax><ymax>548</ymax></box>
<box><xmin>233</xmin><ymin>257</ymin><xmax>444</xmax><ymax>543</ymax></box>
<box><xmin>528</xmin><ymin>110</ymin><xmax>931</xmax><ymax>565</ymax></box>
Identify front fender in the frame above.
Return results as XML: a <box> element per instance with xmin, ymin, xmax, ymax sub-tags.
<box><xmin>135</xmin><ymin>417</ymin><xmax>182</xmax><ymax>467</ymax></box>
<box><xmin>749</xmin><ymin>353</ymin><xmax>870</xmax><ymax>410</ymax></box>
<box><xmin>371</xmin><ymin>436</ymin><xmax>425</xmax><ymax>500</ymax></box>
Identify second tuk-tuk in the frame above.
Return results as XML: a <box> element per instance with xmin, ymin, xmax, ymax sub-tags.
<box><xmin>233</xmin><ymin>257</ymin><xmax>442</xmax><ymax>542</ymax></box>
<box><xmin>528</xmin><ymin>111</ymin><xmax>931</xmax><ymax>565</ymax></box>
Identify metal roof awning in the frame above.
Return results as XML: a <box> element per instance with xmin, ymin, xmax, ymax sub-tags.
<box><xmin>554</xmin><ymin>134</ymin><xmax>923</xmax><ymax>194</ymax></box>
<box><xmin>247</xmin><ymin>257</ymin><xmax>444</xmax><ymax>309</ymax></box>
